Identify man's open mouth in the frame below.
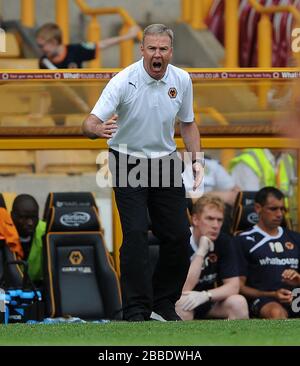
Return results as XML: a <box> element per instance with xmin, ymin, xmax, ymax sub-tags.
<box><xmin>152</xmin><ymin>61</ymin><xmax>162</xmax><ymax>70</ymax></box>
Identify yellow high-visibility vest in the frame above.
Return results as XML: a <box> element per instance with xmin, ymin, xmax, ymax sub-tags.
<box><xmin>229</xmin><ymin>149</ymin><xmax>295</xmax><ymax>196</ymax></box>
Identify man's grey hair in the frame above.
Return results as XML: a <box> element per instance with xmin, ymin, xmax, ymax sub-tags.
<box><xmin>142</xmin><ymin>24</ymin><xmax>174</xmax><ymax>46</ymax></box>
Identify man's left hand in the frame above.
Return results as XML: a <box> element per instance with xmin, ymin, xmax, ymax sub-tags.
<box><xmin>192</xmin><ymin>162</ymin><xmax>204</xmax><ymax>191</ymax></box>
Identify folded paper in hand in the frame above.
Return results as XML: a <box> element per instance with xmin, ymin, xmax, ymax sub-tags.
<box><xmin>182</xmin><ymin>160</ymin><xmax>204</xmax><ymax>199</ymax></box>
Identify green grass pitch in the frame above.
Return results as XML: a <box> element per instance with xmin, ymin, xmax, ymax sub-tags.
<box><xmin>0</xmin><ymin>319</ymin><xmax>300</xmax><ymax>346</ymax></box>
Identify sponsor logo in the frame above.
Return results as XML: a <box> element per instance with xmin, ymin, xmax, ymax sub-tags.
<box><xmin>128</xmin><ymin>81</ymin><xmax>137</xmax><ymax>89</ymax></box>
<box><xmin>62</xmin><ymin>266</ymin><xmax>92</xmax><ymax>273</ymax></box>
<box><xmin>281</xmin><ymin>71</ymin><xmax>300</xmax><ymax>78</ymax></box>
<box><xmin>259</xmin><ymin>256</ymin><xmax>298</xmax><ymax>268</ymax></box>
<box><xmin>56</xmin><ymin>201</ymin><xmax>90</xmax><ymax>208</ymax></box>
<box><xmin>60</xmin><ymin>212</ymin><xmax>90</xmax><ymax>227</ymax></box>
<box><xmin>247</xmin><ymin>212</ymin><xmax>258</xmax><ymax>224</ymax></box>
<box><xmin>199</xmin><ymin>273</ymin><xmax>217</xmax><ymax>284</ymax></box>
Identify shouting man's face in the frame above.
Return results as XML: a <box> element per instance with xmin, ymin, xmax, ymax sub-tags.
<box><xmin>141</xmin><ymin>34</ymin><xmax>173</xmax><ymax>80</ymax></box>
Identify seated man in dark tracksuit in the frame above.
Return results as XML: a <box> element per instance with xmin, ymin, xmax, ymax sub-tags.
<box><xmin>235</xmin><ymin>186</ymin><xmax>300</xmax><ymax>319</ymax></box>
<box><xmin>176</xmin><ymin>194</ymin><xmax>249</xmax><ymax>320</ymax></box>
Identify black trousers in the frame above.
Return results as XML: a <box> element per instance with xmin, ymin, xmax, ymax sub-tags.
<box><xmin>109</xmin><ymin>149</ymin><xmax>191</xmax><ymax>320</ymax></box>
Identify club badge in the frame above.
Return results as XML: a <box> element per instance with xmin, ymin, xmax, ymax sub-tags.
<box><xmin>168</xmin><ymin>87</ymin><xmax>177</xmax><ymax>98</ymax></box>
<box><xmin>208</xmin><ymin>253</ymin><xmax>218</xmax><ymax>263</ymax></box>
<box><xmin>285</xmin><ymin>242</ymin><xmax>294</xmax><ymax>250</ymax></box>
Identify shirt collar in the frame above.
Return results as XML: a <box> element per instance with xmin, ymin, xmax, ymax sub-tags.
<box><xmin>254</xmin><ymin>224</ymin><xmax>283</xmax><ymax>239</ymax></box>
<box><xmin>139</xmin><ymin>58</ymin><xmax>169</xmax><ymax>84</ymax></box>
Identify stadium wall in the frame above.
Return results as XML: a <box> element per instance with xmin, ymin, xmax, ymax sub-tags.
<box><xmin>1</xmin><ymin>0</ymin><xmax>181</xmax><ymax>41</ymax></box>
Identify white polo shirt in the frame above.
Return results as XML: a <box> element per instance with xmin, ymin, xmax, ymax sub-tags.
<box><xmin>91</xmin><ymin>58</ymin><xmax>194</xmax><ymax>158</ymax></box>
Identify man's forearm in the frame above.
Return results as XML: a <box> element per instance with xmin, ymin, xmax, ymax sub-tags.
<box><xmin>210</xmin><ymin>278</ymin><xmax>239</xmax><ymax>302</ymax></box>
<box><xmin>180</xmin><ymin>121</ymin><xmax>201</xmax><ymax>160</ymax></box>
<box><xmin>240</xmin><ymin>284</ymin><xmax>275</xmax><ymax>299</ymax></box>
<box><xmin>99</xmin><ymin>36</ymin><xmax>126</xmax><ymax>49</ymax></box>
<box><xmin>82</xmin><ymin>114</ymin><xmax>101</xmax><ymax>139</ymax></box>
<box><xmin>182</xmin><ymin>255</ymin><xmax>204</xmax><ymax>292</ymax></box>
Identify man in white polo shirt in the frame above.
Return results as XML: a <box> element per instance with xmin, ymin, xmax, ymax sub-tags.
<box><xmin>82</xmin><ymin>24</ymin><xmax>203</xmax><ymax>321</ymax></box>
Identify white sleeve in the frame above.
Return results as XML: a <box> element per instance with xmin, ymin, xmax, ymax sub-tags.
<box><xmin>231</xmin><ymin>163</ymin><xmax>260</xmax><ymax>191</ymax></box>
<box><xmin>91</xmin><ymin>78</ymin><xmax>122</xmax><ymax>121</ymax></box>
<box><xmin>177</xmin><ymin>74</ymin><xmax>194</xmax><ymax>123</ymax></box>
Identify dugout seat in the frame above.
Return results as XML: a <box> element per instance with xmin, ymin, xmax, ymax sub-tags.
<box><xmin>44</xmin><ymin>205</ymin><xmax>122</xmax><ymax>320</ymax></box>
<box><xmin>43</xmin><ymin>191</ymin><xmax>98</xmax><ymax>221</ymax></box>
<box><xmin>231</xmin><ymin>191</ymin><xmax>258</xmax><ymax>235</ymax></box>
<box><xmin>231</xmin><ymin>190</ymin><xmax>292</xmax><ymax>235</ymax></box>
<box><xmin>0</xmin><ymin>204</ymin><xmax>25</xmax><ymax>288</ymax></box>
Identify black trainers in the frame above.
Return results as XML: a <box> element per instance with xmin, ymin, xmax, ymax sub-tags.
<box><xmin>126</xmin><ymin>314</ymin><xmax>145</xmax><ymax>322</ymax></box>
<box><xmin>152</xmin><ymin>308</ymin><xmax>182</xmax><ymax>321</ymax></box>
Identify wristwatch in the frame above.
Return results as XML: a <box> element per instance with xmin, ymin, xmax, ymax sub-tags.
<box><xmin>192</xmin><ymin>158</ymin><xmax>205</xmax><ymax>168</ymax></box>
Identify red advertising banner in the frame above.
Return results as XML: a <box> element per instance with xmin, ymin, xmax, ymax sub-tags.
<box><xmin>1</xmin><ymin>71</ymin><xmax>300</xmax><ymax>81</ymax></box>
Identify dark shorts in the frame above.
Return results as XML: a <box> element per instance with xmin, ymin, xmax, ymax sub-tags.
<box><xmin>194</xmin><ymin>301</ymin><xmax>214</xmax><ymax>319</ymax></box>
<box><xmin>249</xmin><ymin>297</ymin><xmax>300</xmax><ymax>318</ymax></box>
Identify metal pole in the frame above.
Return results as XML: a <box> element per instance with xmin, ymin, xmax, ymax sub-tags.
<box><xmin>21</xmin><ymin>0</ymin><xmax>35</xmax><ymax>27</ymax></box>
<box><xmin>224</xmin><ymin>0</ymin><xmax>239</xmax><ymax>67</ymax></box>
<box><xmin>191</xmin><ymin>0</ymin><xmax>207</xmax><ymax>30</ymax></box>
